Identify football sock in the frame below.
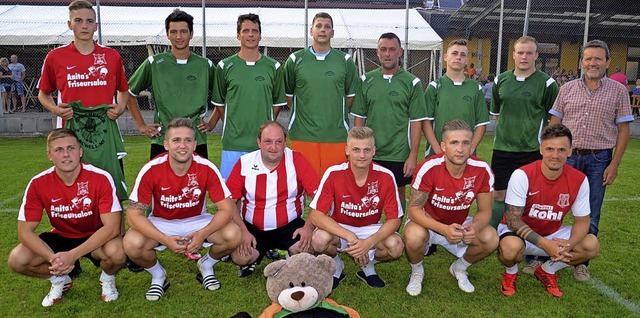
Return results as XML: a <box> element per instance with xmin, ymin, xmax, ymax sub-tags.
<box><xmin>362</xmin><ymin>259</ymin><xmax>378</xmax><ymax>276</ymax></box>
<box><xmin>199</xmin><ymin>253</ymin><xmax>218</xmax><ymax>276</ymax></box>
<box><xmin>541</xmin><ymin>260</ymin><xmax>569</xmax><ymax>274</ymax></box>
<box><xmin>490</xmin><ymin>199</ymin><xmax>505</xmax><ymax>228</ymax></box>
<box><xmin>145</xmin><ymin>261</ymin><xmax>166</xmax><ymax>285</ymax></box>
<box><xmin>100</xmin><ymin>271</ymin><xmax>115</xmax><ymax>282</ymax></box>
<box><xmin>410</xmin><ymin>262</ymin><xmax>424</xmax><ymax>274</ymax></box>
<box><xmin>49</xmin><ymin>275</ymin><xmax>69</xmax><ymax>283</ymax></box>
<box><xmin>505</xmin><ymin>264</ymin><xmax>518</xmax><ymax>275</ymax></box>
<box><xmin>452</xmin><ymin>257</ymin><xmax>472</xmax><ymax>271</ymax></box>
<box><xmin>333</xmin><ymin>255</ymin><xmax>344</xmax><ymax>278</ymax></box>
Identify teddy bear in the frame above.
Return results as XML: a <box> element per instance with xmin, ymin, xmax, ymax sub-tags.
<box><xmin>258</xmin><ymin>253</ymin><xmax>359</xmax><ymax>318</ymax></box>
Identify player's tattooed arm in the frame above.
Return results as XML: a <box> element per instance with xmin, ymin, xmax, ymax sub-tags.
<box><xmin>127</xmin><ymin>200</ymin><xmax>149</xmax><ymax>213</ymax></box>
<box><xmin>504</xmin><ymin>203</ymin><xmax>541</xmax><ymax>245</ymax></box>
<box><xmin>409</xmin><ymin>188</ymin><xmax>428</xmax><ymax>208</ymax></box>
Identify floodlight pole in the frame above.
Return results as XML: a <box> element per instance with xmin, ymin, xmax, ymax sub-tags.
<box><xmin>496</xmin><ymin>0</ymin><xmax>504</xmax><ymax>75</ymax></box>
<box><xmin>404</xmin><ymin>0</ymin><xmax>409</xmax><ymax>69</ymax></box>
<box><xmin>523</xmin><ymin>0</ymin><xmax>531</xmax><ymax>36</ymax></box>
<box><xmin>583</xmin><ymin>0</ymin><xmax>591</xmax><ymax>48</ymax></box>
<box><xmin>202</xmin><ymin>0</ymin><xmax>206</xmax><ymax>57</ymax></box>
<box><xmin>305</xmin><ymin>0</ymin><xmax>309</xmax><ymax>48</ymax></box>
<box><xmin>96</xmin><ymin>0</ymin><xmax>102</xmax><ymax>44</ymax></box>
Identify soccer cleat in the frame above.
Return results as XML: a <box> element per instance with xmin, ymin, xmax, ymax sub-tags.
<box><xmin>522</xmin><ymin>259</ymin><xmax>543</xmax><ymax>275</ymax></box>
<box><xmin>534</xmin><ymin>266</ymin><xmax>563</xmax><ymax>297</ymax></box>
<box><xmin>356</xmin><ymin>271</ymin><xmax>385</xmax><ymax>288</ymax></box>
<box><xmin>100</xmin><ymin>277</ymin><xmax>119</xmax><ymax>302</ymax></box>
<box><xmin>265</xmin><ymin>249</ymin><xmax>281</xmax><ymax>260</ymax></box>
<box><xmin>573</xmin><ymin>264</ymin><xmax>591</xmax><ymax>282</ymax></box>
<box><xmin>332</xmin><ymin>273</ymin><xmax>346</xmax><ymax>290</ymax></box>
<box><xmin>449</xmin><ymin>263</ymin><xmax>475</xmax><ymax>293</ymax></box>
<box><xmin>238</xmin><ymin>263</ymin><xmax>256</xmax><ymax>278</ymax></box>
<box><xmin>500</xmin><ymin>272</ymin><xmax>518</xmax><ymax>296</ymax></box>
<box><xmin>406</xmin><ymin>272</ymin><xmax>424</xmax><ymax>296</ymax></box>
<box><xmin>42</xmin><ymin>276</ymin><xmax>73</xmax><ymax>307</ymax></box>
<box><xmin>196</xmin><ymin>257</ymin><xmax>221</xmax><ymax>290</ymax></box>
<box><xmin>145</xmin><ymin>281</ymin><xmax>170</xmax><ymax>301</ymax></box>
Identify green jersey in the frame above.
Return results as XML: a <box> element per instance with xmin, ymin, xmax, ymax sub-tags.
<box><xmin>351</xmin><ymin>68</ymin><xmax>427</xmax><ymax>162</ymax></box>
<box><xmin>284</xmin><ymin>48</ymin><xmax>360</xmax><ymax>143</ymax></box>
<box><xmin>491</xmin><ymin>69</ymin><xmax>559</xmax><ymax>152</ymax></box>
<box><xmin>213</xmin><ymin>54</ymin><xmax>286</xmax><ymax>151</ymax></box>
<box><xmin>425</xmin><ymin>75</ymin><xmax>490</xmax><ymax>156</ymax></box>
<box><xmin>128</xmin><ymin>51</ymin><xmax>214</xmax><ymax>146</ymax></box>
<box><xmin>65</xmin><ymin>101</ymin><xmax>128</xmax><ymax>201</ymax></box>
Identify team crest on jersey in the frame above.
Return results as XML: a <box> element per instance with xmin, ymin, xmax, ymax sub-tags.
<box><xmin>69</xmin><ymin>182</ymin><xmax>92</xmax><ymax>212</ymax></box>
<box><xmin>360</xmin><ymin>181</ymin><xmax>381</xmax><ymax>209</ymax></box>
<box><xmin>557</xmin><ymin>193</ymin><xmax>570</xmax><ymax>208</ymax></box>
<box><xmin>463</xmin><ymin>176</ymin><xmax>476</xmax><ymax>190</ymax></box>
<box><xmin>367</xmin><ymin>181</ymin><xmax>379</xmax><ymax>195</ymax></box>
<box><xmin>93</xmin><ymin>53</ymin><xmax>107</xmax><ymax>65</ymax></box>
<box><xmin>74</xmin><ymin>113</ymin><xmax>107</xmax><ymax>150</ymax></box>
<box><xmin>179</xmin><ymin>173</ymin><xmax>202</xmax><ymax>202</ymax></box>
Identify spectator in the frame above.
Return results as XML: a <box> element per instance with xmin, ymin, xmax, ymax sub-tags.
<box><xmin>609</xmin><ymin>66</ymin><xmax>628</xmax><ymax>88</ymax></box>
<box><xmin>0</xmin><ymin>57</ymin><xmax>13</xmax><ymax>114</ymax></box>
<box><xmin>631</xmin><ymin>79</ymin><xmax>640</xmax><ymax>95</ymax></box>
<box><xmin>8</xmin><ymin>54</ymin><xmax>26</xmax><ymax>112</ymax></box>
<box><xmin>482</xmin><ymin>73</ymin><xmax>494</xmax><ymax>110</ymax></box>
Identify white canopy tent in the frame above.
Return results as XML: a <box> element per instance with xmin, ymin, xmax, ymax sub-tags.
<box><xmin>0</xmin><ymin>5</ymin><xmax>442</xmax><ymax>50</ymax></box>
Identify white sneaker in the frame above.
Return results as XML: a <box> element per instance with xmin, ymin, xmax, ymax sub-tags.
<box><xmin>101</xmin><ymin>277</ymin><xmax>119</xmax><ymax>302</ymax></box>
<box><xmin>449</xmin><ymin>264</ymin><xmax>475</xmax><ymax>293</ymax></box>
<box><xmin>406</xmin><ymin>272</ymin><xmax>424</xmax><ymax>296</ymax></box>
<box><xmin>42</xmin><ymin>276</ymin><xmax>73</xmax><ymax>307</ymax></box>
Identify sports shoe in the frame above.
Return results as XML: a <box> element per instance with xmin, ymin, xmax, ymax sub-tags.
<box><xmin>522</xmin><ymin>259</ymin><xmax>543</xmax><ymax>275</ymax></box>
<box><xmin>500</xmin><ymin>272</ymin><xmax>518</xmax><ymax>296</ymax></box>
<box><xmin>238</xmin><ymin>263</ymin><xmax>256</xmax><ymax>278</ymax></box>
<box><xmin>406</xmin><ymin>272</ymin><xmax>424</xmax><ymax>296</ymax></box>
<box><xmin>356</xmin><ymin>271</ymin><xmax>385</xmax><ymax>288</ymax></box>
<box><xmin>145</xmin><ymin>281</ymin><xmax>170</xmax><ymax>301</ymax></box>
<box><xmin>573</xmin><ymin>264</ymin><xmax>591</xmax><ymax>282</ymax></box>
<box><xmin>449</xmin><ymin>263</ymin><xmax>475</xmax><ymax>293</ymax></box>
<box><xmin>41</xmin><ymin>276</ymin><xmax>73</xmax><ymax>307</ymax></box>
<box><xmin>100</xmin><ymin>277</ymin><xmax>119</xmax><ymax>302</ymax></box>
<box><xmin>332</xmin><ymin>273</ymin><xmax>346</xmax><ymax>290</ymax></box>
<box><xmin>196</xmin><ymin>257</ymin><xmax>221</xmax><ymax>290</ymax></box>
<box><xmin>534</xmin><ymin>266</ymin><xmax>563</xmax><ymax>297</ymax></box>
<box><xmin>68</xmin><ymin>260</ymin><xmax>82</xmax><ymax>279</ymax></box>
<box><xmin>125</xmin><ymin>258</ymin><xmax>144</xmax><ymax>273</ymax></box>
<box><xmin>265</xmin><ymin>249</ymin><xmax>281</xmax><ymax>260</ymax></box>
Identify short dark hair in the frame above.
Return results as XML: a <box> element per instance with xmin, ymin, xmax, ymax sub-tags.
<box><xmin>257</xmin><ymin>121</ymin><xmax>287</xmax><ymax>140</ymax></box>
<box><xmin>378</xmin><ymin>32</ymin><xmax>401</xmax><ymax>47</ymax></box>
<box><xmin>514</xmin><ymin>35</ymin><xmax>538</xmax><ymax>51</ymax></box>
<box><xmin>47</xmin><ymin>128</ymin><xmax>79</xmax><ymax>151</ymax></box>
<box><xmin>237</xmin><ymin>13</ymin><xmax>261</xmax><ymax>34</ymax></box>
<box><xmin>312</xmin><ymin>12</ymin><xmax>333</xmax><ymax>28</ymax></box>
<box><xmin>582</xmin><ymin>39</ymin><xmax>610</xmax><ymax>61</ymax></box>
<box><xmin>447</xmin><ymin>38</ymin><xmax>467</xmax><ymax>48</ymax></box>
<box><xmin>165</xmin><ymin>9</ymin><xmax>194</xmax><ymax>34</ymax></box>
<box><xmin>541</xmin><ymin>124</ymin><xmax>573</xmax><ymax>145</ymax></box>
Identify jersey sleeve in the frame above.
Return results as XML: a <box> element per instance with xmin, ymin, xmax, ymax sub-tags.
<box><xmin>17</xmin><ymin>177</ymin><xmax>44</xmax><ymax>222</ymax></box>
<box><xmin>293</xmin><ymin>151</ymin><xmax>320</xmax><ymax>196</ymax></box>
<box><xmin>272</xmin><ymin>61</ymin><xmax>287</xmax><ymax>107</ymax></box>
<box><xmin>542</xmin><ymin>77</ymin><xmax>559</xmax><ymax>113</ymax></box>
<box><xmin>114</xmin><ymin>52</ymin><xmax>129</xmax><ymax>92</ymax></box>
<box><xmin>127</xmin><ymin>57</ymin><xmax>152</xmax><ymax>96</ymax></box>
<box><xmin>571</xmin><ymin>177</ymin><xmax>590</xmax><ymax>217</ymax></box>
<box><xmin>504</xmin><ymin>169</ymin><xmax>529</xmax><ymax>207</ymax></box>
<box><xmin>309</xmin><ymin>172</ymin><xmax>335</xmax><ymax>213</ymax></box>
<box><xmin>411</xmin><ymin>162</ymin><xmax>433</xmax><ymax>194</ymax></box>
<box><xmin>474</xmin><ymin>84</ymin><xmax>490</xmax><ymax>126</ymax></box>
<box><xmin>205</xmin><ymin>164</ymin><xmax>232</xmax><ymax>204</ymax></box>
<box><xmin>490</xmin><ymin>75</ymin><xmax>501</xmax><ymax>115</ymax></box>
<box><xmin>409</xmin><ymin>78</ymin><xmax>428</xmax><ymax>121</ymax></box>
<box><xmin>344</xmin><ymin>56</ymin><xmax>360</xmax><ymax>97</ymax></box>
<box><xmin>97</xmin><ymin>173</ymin><xmax>122</xmax><ymax>214</ymax></box>
<box><xmin>349</xmin><ymin>75</ymin><xmax>368</xmax><ymax>118</ymax></box>
<box><xmin>129</xmin><ymin>166</ymin><xmax>154</xmax><ymax>205</ymax></box>
<box><xmin>283</xmin><ymin>54</ymin><xmax>296</xmax><ymax>96</ymax></box>
<box><xmin>212</xmin><ymin>60</ymin><xmax>226</xmax><ymax>107</ymax></box>
<box><xmin>225</xmin><ymin>160</ymin><xmax>245</xmax><ymax>200</ymax></box>
<box><xmin>37</xmin><ymin>51</ymin><xmax>56</xmax><ymax>94</ymax></box>
<box><xmin>424</xmin><ymin>82</ymin><xmax>437</xmax><ymax>120</ymax></box>
<box><xmin>476</xmin><ymin>161</ymin><xmax>495</xmax><ymax>194</ymax></box>
<box><xmin>208</xmin><ymin>59</ymin><xmax>215</xmax><ymax>95</ymax></box>
<box><xmin>382</xmin><ymin>174</ymin><xmax>403</xmax><ymax>219</ymax></box>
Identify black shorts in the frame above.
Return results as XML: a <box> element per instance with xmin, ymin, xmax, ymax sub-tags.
<box><xmin>244</xmin><ymin>217</ymin><xmax>305</xmax><ymax>262</ymax></box>
<box><xmin>39</xmin><ymin>232</ymin><xmax>101</xmax><ymax>267</ymax></box>
<box><xmin>150</xmin><ymin>143</ymin><xmax>209</xmax><ymax>160</ymax></box>
<box><xmin>491</xmin><ymin>150</ymin><xmax>541</xmax><ymax>191</ymax></box>
<box><xmin>374</xmin><ymin>160</ymin><xmax>412</xmax><ymax>187</ymax></box>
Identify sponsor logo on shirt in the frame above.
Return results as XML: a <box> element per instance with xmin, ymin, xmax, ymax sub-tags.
<box><xmin>74</xmin><ymin>113</ymin><xmax>108</xmax><ymax>150</ymax></box>
<box><xmin>66</xmin><ymin>53</ymin><xmax>109</xmax><ymax>88</ymax></box>
<box><xmin>159</xmin><ymin>173</ymin><xmax>202</xmax><ymax>209</ymax></box>
<box><xmin>389</xmin><ymin>91</ymin><xmax>399</xmax><ymax>97</ymax></box>
<box><xmin>50</xmin><ymin>182</ymin><xmax>94</xmax><ymax>219</ymax></box>
<box><xmin>186</xmin><ymin>75</ymin><xmax>197</xmax><ymax>81</ymax></box>
<box><xmin>462</xmin><ymin>95</ymin><xmax>472</xmax><ymax>101</ymax></box>
<box><xmin>520</xmin><ymin>91</ymin><xmax>532</xmax><ymax>97</ymax></box>
<box><xmin>255</xmin><ymin>76</ymin><xmax>265</xmax><ymax>82</ymax></box>
<box><xmin>528</xmin><ymin>203</ymin><xmax>563</xmax><ymax>221</ymax></box>
<box><xmin>325</xmin><ymin>71</ymin><xmax>335</xmax><ymax>77</ymax></box>
<box><xmin>339</xmin><ymin>181</ymin><xmax>380</xmax><ymax>218</ymax></box>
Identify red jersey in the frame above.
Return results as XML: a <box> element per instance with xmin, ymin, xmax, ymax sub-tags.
<box><xmin>310</xmin><ymin>162</ymin><xmax>402</xmax><ymax>227</ymax></box>
<box><xmin>130</xmin><ymin>154</ymin><xmax>231</xmax><ymax>220</ymax></box>
<box><xmin>38</xmin><ymin>42</ymin><xmax>129</xmax><ymax>125</ymax></box>
<box><xmin>18</xmin><ymin>163</ymin><xmax>121</xmax><ymax>239</ymax></box>
<box><xmin>226</xmin><ymin>148</ymin><xmax>319</xmax><ymax>231</ymax></box>
<box><xmin>503</xmin><ymin>160</ymin><xmax>590</xmax><ymax>236</ymax></box>
<box><xmin>412</xmin><ymin>153</ymin><xmax>494</xmax><ymax>225</ymax></box>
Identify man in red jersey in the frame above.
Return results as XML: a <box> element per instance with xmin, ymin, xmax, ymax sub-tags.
<box><xmin>8</xmin><ymin>129</ymin><xmax>125</xmax><ymax>307</ymax></box>
<box><xmin>498</xmin><ymin>124</ymin><xmax>599</xmax><ymax>297</ymax></box>
<box><xmin>310</xmin><ymin>126</ymin><xmax>404</xmax><ymax>290</ymax></box>
<box><xmin>123</xmin><ymin>118</ymin><xmax>241</xmax><ymax>301</ymax></box>
<box><xmin>404</xmin><ymin>119</ymin><xmax>497</xmax><ymax>296</ymax></box>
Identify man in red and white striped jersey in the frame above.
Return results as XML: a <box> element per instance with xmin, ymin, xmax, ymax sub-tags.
<box><xmin>226</xmin><ymin>121</ymin><xmax>320</xmax><ymax>277</ymax></box>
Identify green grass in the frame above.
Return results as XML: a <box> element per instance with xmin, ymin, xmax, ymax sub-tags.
<box><xmin>1</xmin><ymin>135</ymin><xmax>639</xmax><ymax>317</ymax></box>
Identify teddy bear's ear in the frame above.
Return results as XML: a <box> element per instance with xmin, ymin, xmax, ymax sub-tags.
<box><xmin>263</xmin><ymin>259</ymin><xmax>287</xmax><ymax>277</ymax></box>
<box><xmin>315</xmin><ymin>254</ymin><xmax>336</xmax><ymax>274</ymax></box>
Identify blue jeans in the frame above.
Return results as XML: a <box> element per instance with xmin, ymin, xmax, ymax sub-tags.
<box><xmin>566</xmin><ymin>149</ymin><xmax>612</xmax><ymax>236</ymax></box>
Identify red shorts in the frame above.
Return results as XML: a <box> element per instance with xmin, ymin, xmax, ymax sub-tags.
<box><xmin>290</xmin><ymin>140</ymin><xmax>347</xmax><ymax>177</ymax></box>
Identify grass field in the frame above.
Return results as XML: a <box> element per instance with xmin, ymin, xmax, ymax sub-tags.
<box><xmin>0</xmin><ymin>135</ymin><xmax>639</xmax><ymax>317</ymax></box>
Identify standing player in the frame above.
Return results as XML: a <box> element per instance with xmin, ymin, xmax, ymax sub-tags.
<box><xmin>352</xmin><ymin>32</ymin><xmax>427</xmax><ymax>212</ymax></box>
<box><xmin>123</xmin><ymin>118</ymin><xmax>242</xmax><ymax>301</ymax></box>
<box><xmin>284</xmin><ymin>12</ymin><xmax>360</xmax><ymax>177</ymax></box>
<box><xmin>404</xmin><ymin>119</ymin><xmax>497</xmax><ymax>296</ymax></box>
<box><xmin>498</xmin><ymin>124</ymin><xmax>599</xmax><ymax>297</ymax></box>
<box><xmin>489</xmin><ymin>36</ymin><xmax>559</xmax><ymax>229</ymax></box>
<box><xmin>310</xmin><ymin>127</ymin><xmax>404</xmax><ymax>289</ymax></box>
<box><xmin>198</xmin><ymin>13</ymin><xmax>286</xmax><ymax>180</ymax></box>
<box><xmin>127</xmin><ymin>9</ymin><xmax>214</xmax><ymax>159</ymax></box>
<box><xmin>8</xmin><ymin>129</ymin><xmax>125</xmax><ymax>307</ymax></box>
<box><xmin>423</xmin><ymin>39</ymin><xmax>489</xmax><ymax>157</ymax></box>
<box><xmin>226</xmin><ymin>121</ymin><xmax>319</xmax><ymax>276</ymax></box>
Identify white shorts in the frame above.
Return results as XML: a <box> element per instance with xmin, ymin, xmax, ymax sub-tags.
<box><xmin>497</xmin><ymin>224</ymin><xmax>572</xmax><ymax>257</ymax></box>
<box><xmin>337</xmin><ymin>223</ymin><xmax>383</xmax><ymax>262</ymax></box>
<box><xmin>418</xmin><ymin>216</ymin><xmax>473</xmax><ymax>258</ymax></box>
<box><xmin>148</xmin><ymin>213</ymin><xmax>214</xmax><ymax>251</ymax></box>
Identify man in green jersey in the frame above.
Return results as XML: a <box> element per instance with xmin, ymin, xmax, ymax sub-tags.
<box><xmin>489</xmin><ymin>36</ymin><xmax>559</xmax><ymax>230</ymax></box>
<box><xmin>127</xmin><ymin>9</ymin><xmax>214</xmax><ymax>160</ymax></box>
<box><xmin>352</xmin><ymin>32</ymin><xmax>427</xmax><ymax>208</ymax></box>
<box><xmin>198</xmin><ymin>13</ymin><xmax>286</xmax><ymax>180</ymax></box>
<box><xmin>423</xmin><ymin>39</ymin><xmax>489</xmax><ymax>158</ymax></box>
<box><xmin>284</xmin><ymin>12</ymin><xmax>360</xmax><ymax>177</ymax></box>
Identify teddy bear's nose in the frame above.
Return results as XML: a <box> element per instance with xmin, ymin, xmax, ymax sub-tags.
<box><xmin>291</xmin><ymin>291</ymin><xmax>305</xmax><ymax>301</ymax></box>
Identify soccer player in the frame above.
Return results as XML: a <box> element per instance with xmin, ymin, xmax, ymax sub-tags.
<box><xmin>123</xmin><ymin>118</ymin><xmax>242</xmax><ymax>301</ymax></box>
<box><xmin>8</xmin><ymin>129</ymin><xmax>125</xmax><ymax>307</ymax></box>
<box><xmin>489</xmin><ymin>36</ymin><xmax>559</xmax><ymax>230</ymax></box>
<box><xmin>404</xmin><ymin>119</ymin><xmax>497</xmax><ymax>296</ymax></box>
<box><xmin>423</xmin><ymin>39</ymin><xmax>489</xmax><ymax>157</ymax></box>
<box><xmin>226</xmin><ymin>121</ymin><xmax>319</xmax><ymax>276</ymax></box>
<box><xmin>498</xmin><ymin>124</ymin><xmax>599</xmax><ymax>297</ymax></box>
<box><xmin>352</xmin><ymin>32</ymin><xmax>427</xmax><ymax>211</ymax></box>
<box><xmin>127</xmin><ymin>9</ymin><xmax>215</xmax><ymax>160</ymax></box>
<box><xmin>198</xmin><ymin>13</ymin><xmax>286</xmax><ymax>180</ymax></box>
<box><xmin>309</xmin><ymin>127</ymin><xmax>403</xmax><ymax>289</ymax></box>
<box><xmin>284</xmin><ymin>12</ymin><xmax>360</xmax><ymax>177</ymax></box>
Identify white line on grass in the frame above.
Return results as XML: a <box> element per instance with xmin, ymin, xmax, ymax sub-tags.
<box><xmin>604</xmin><ymin>197</ymin><xmax>640</xmax><ymax>202</ymax></box>
<box><xmin>591</xmin><ymin>278</ymin><xmax>640</xmax><ymax>315</ymax></box>
<box><xmin>0</xmin><ymin>193</ymin><xmax>24</xmax><ymax>208</ymax></box>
